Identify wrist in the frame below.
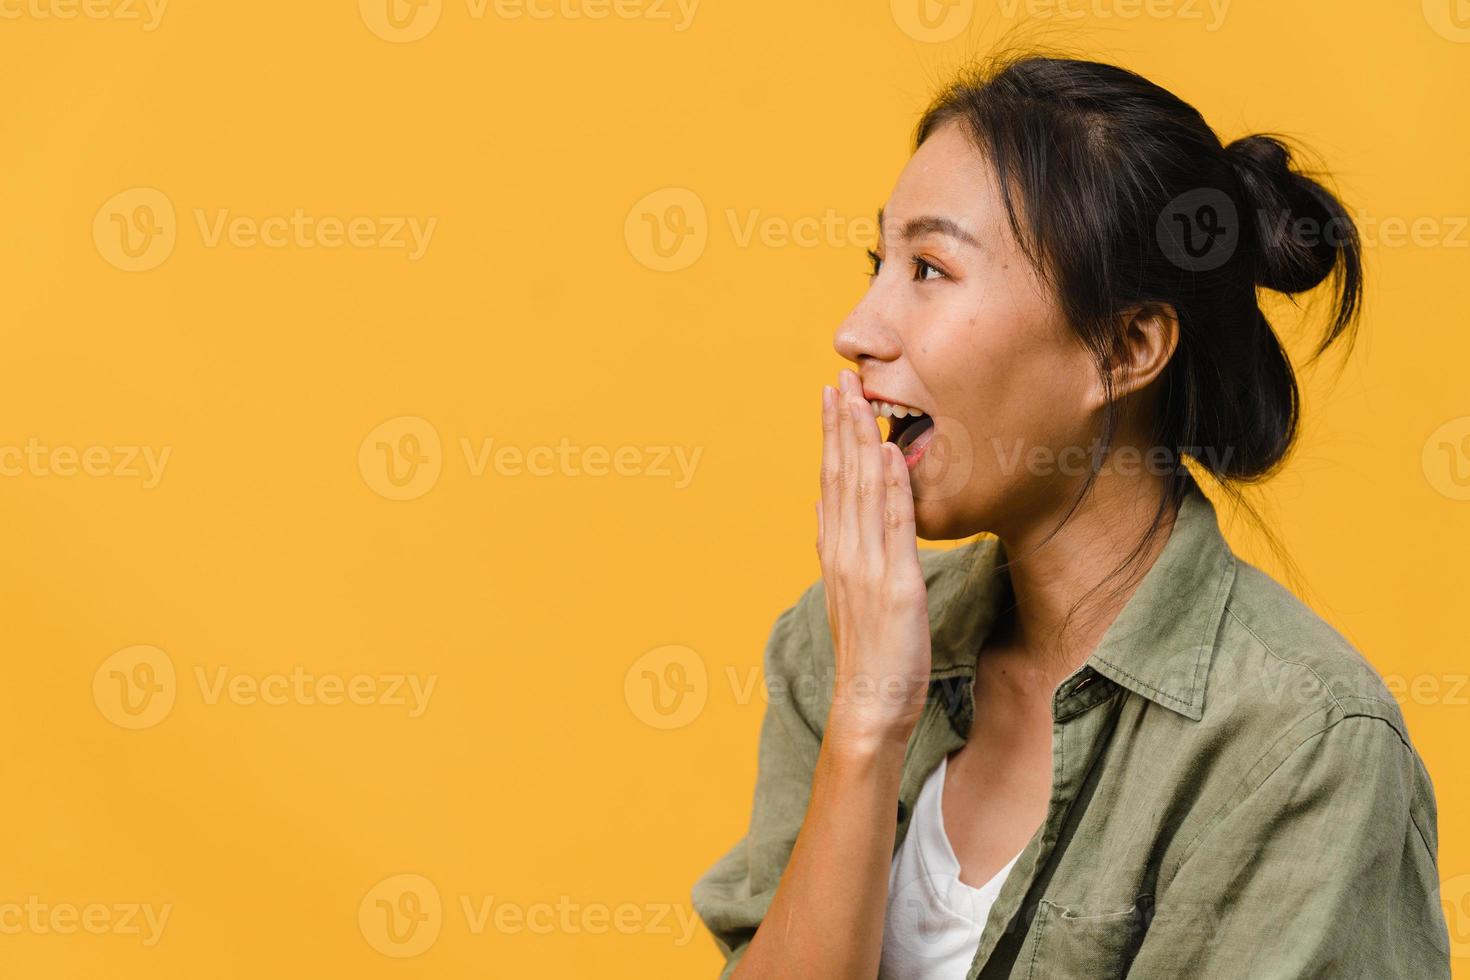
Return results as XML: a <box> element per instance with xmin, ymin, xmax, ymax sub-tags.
<box><xmin>822</xmin><ymin>711</ymin><xmax>919</xmax><ymax>759</ymax></box>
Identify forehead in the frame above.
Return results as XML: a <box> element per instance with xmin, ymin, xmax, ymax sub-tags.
<box><xmin>881</xmin><ymin>120</ymin><xmax>1001</xmax><ymax>243</ymax></box>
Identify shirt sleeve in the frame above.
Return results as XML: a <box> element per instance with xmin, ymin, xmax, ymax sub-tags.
<box><xmin>690</xmin><ymin>582</ymin><xmax>828</xmax><ymax>979</ymax></box>
<box><xmin>1124</xmin><ymin>712</ymin><xmax>1452</xmax><ymax>979</ymax></box>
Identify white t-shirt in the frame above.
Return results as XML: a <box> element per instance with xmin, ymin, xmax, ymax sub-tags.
<box><xmin>880</xmin><ymin>754</ymin><xmax>1024</xmax><ymax>979</ymax></box>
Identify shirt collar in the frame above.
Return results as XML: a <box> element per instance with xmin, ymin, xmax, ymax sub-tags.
<box><xmin>928</xmin><ymin>476</ymin><xmax>1238</xmax><ymax>722</ymax></box>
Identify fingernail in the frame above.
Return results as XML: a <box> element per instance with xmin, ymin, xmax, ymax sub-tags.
<box><xmin>822</xmin><ymin>385</ymin><xmax>834</xmax><ymax>409</ymax></box>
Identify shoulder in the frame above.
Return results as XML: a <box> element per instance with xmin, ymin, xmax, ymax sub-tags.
<box><xmin>1199</xmin><ymin>556</ymin><xmax>1439</xmax><ymax>842</ymax></box>
<box><xmin>1208</xmin><ymin>557</ymin><xmax>1409</xmax><ymax>739</ymax></box>
<box><xmin>1163</xmin><ymin>557</ymin><xmax>1443</xmax><ymax>874</ymax></box>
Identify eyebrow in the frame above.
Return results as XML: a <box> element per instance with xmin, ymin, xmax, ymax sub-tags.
<box><xmin>876</xmin><ymin>207</ymin><xmax>981</xmax><ymax>249</ymax></box>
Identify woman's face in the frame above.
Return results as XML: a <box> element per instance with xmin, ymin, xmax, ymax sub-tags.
<box><xmin>833</xmin><ymin>119</ymin><xmax>1102</xmax><ymax>541</ymax></box>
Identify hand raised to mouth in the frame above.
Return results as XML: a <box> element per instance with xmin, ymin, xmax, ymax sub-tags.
<box><xmin>816</xmin><ymin>368</ymin><xmax>934</xmax><ymax>751</ymax></box>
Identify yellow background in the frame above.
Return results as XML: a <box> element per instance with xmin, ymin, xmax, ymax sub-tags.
<box><xmin>2</xmin><ymin>0</ymin><xmax>1467</xmax><ymax>975</ymax></box>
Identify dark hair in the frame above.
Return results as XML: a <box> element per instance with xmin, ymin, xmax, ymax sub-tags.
<box><xmin>915</xmin><ymin>53</ymin><xmax>1363</xmax><ymax>647</ymax></box>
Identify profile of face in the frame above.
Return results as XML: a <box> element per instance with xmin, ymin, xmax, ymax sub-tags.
<box><xmin>833</xmin><ymin>120</ymin><xmax>1108</xmax><ymax>542</ymax></box>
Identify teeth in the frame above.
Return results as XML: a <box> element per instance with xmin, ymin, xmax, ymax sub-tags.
<box><xmin>867</xmin><ymin>399</ymin><xmax>925</xmax><ymax>420</ymax></box>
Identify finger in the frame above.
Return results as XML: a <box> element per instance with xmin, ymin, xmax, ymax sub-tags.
<box><xmin>849</xmin><ymin>390</ymin><xmax>886</xmax><ymax>563</ymax></box>
<box><xmin>819</xmin><ymin>385</ymin><xmax>838</xmax><ymax>566</ymax></box>
<box><xmin>836</xmin><ymin>373</ymin><xmax>859</xmax><ymax>563</ymax></box>
<box><xmin>882</xmin><ymin>442</ymin><xmax>921</xmax><ymax>573</ymax></box>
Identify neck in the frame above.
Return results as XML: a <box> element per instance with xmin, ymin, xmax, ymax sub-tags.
<box><xmin>989</xmin><ymin>469</ymin><xmax>1182</xmax><ymax>686</ymax></box>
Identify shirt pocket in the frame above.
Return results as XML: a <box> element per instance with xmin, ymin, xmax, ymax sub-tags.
<box><xmin>1020</xmin><ymin>895</ymin><xmax>1152</xmax><ymax>980</ymax></box>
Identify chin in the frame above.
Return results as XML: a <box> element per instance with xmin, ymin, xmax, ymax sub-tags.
<box><xmin>912</xmin><ymin>499</ymin><xmax>968</xmax><ymax>543</ymax></box>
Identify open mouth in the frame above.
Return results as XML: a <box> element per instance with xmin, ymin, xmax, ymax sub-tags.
<box><xmin>868</xmin><ymin>399</ymin><xmax>937</xmax><ymax>466</ymax></box>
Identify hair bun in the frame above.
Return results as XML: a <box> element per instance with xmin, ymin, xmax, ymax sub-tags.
<box><xmin>1225</xmin><ymin>134</ymin><xmax>1352</xmax><ymax>295</ymax></box>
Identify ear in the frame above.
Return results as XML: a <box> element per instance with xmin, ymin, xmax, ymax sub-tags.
<box><xmin>1088</xmin><ymin>303</ymin><xmax>1179</xmax><ymax>410</ymax></box>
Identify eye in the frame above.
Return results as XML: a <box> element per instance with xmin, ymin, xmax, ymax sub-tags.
<box><xmin>910</xmin><ymin>256</ymin><xmax>947</xmax><ymax>281</ymax></box>
<box><xmin>866</xmin><ymin>249</ymin><xmax>949</xmax><ymax>283</ymax></box>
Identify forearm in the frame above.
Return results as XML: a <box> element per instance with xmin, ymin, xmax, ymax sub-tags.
<box><xmin>732</xmin><ymin>726</ymin><xmax>908</xmax><ymax>979</ymax></box>
<box><xmin>731</xmin><ymin>373</ymin><xmax>929</xmax><ymax>977</ymax></box>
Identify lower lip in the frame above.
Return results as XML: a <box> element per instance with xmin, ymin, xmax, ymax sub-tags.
<box><xmin>902</xmin><ymin>424</ymin><xmax>935</xmax><ymax>471</ymax></box>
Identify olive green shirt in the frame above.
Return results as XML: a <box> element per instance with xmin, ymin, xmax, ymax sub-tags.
<box><xmin>691</xmin><ymin>480</ymin><xmax>1450</xmax><ymax>978</ymax></box>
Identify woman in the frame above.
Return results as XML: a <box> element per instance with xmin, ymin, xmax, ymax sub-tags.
<box><xmin>690</xmin><ymin>54</ymin><xmax>1451</xmax><ymax>978</ymax></box>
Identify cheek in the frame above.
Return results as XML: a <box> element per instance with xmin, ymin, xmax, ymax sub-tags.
<box><xmin>942</xmin><ymin>293</ymin><xmax>1095</xmax><ymax>461</ymax></box>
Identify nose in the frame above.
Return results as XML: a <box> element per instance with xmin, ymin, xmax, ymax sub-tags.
<box><xmin>833</xmin><ymin>287</ymin><xmax>902</xmax><ymax>367</ymax></box>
